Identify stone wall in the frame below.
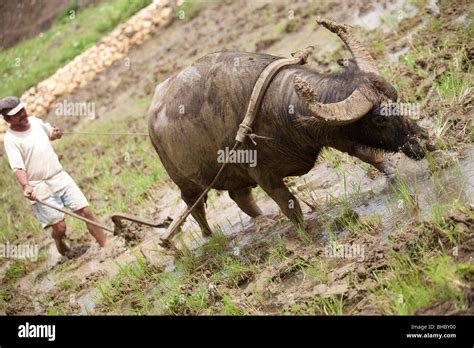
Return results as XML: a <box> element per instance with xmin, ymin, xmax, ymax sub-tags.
<box><xmin>0</xmin><ymin>0</ymin><xmax>174</xmax><ymax>144</ymax></box>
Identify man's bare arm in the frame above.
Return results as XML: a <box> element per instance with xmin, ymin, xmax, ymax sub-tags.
<box><xmin>15</xmin><ymin>169</ymin><xmax>36</xmax><ymax>200</ymax></box>
<box><xmin>50</xmin><ymin>126</ymin><xmax>63</xmax><ymax>141</ymax></box>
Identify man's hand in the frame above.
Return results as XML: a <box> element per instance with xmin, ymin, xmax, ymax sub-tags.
<box><xmin>23</xmin><ymin>185</ymin><xmax>36</xmax><ymax>201</ymax></box>
<box><xmin>50</xmin><ymin>126</ymin><xmax>63</xmax><ymax>140</ymax></box>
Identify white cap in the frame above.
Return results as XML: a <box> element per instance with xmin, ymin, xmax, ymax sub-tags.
<box><xmin>7</xmin><ymin>101</ymin><xmax>27</xmax><ymax>116</ymax></box>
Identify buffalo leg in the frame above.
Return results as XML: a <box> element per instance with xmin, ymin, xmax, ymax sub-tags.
<box><xmin>181</xmin><ymin>191</ymin><xmax>213</xmax><ymax>237</ymax></box>
<box><xmin>333</xmin><ymin>143</ymin><xmax>396</xmax><ymax>178</ymax></box>
<box><xmin>255</xmin><ymin>177</ymin><xmax>304</xmax><ymax>227</ymax></box>
<box><xmin>353</xmin><ymin>146</ymin><xmax>396</xmax><ymax>178</ymax></box>
<box><xmin>228</xmin><ymin>187</ymin><xmax>263</xmax><ymax>218</ymax></box>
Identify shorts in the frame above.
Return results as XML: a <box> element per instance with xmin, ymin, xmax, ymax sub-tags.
<box><xmin>32</xmin><ymin>181</ymin><xmax>89</xmax><ymax>228</ymax></box>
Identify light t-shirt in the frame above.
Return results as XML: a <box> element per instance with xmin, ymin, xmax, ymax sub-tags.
<box><xmin>3</xmin><ymin>116</ymin><xmax>74</xmax><ymax>202</ymax></box>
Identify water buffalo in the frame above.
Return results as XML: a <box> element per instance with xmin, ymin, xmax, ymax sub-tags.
<box><xmin>147</xmin><ymin>17</ymin><xmax>433</xmax><ymax>237</ymax></box>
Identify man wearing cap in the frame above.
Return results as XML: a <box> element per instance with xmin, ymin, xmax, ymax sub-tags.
<box><xmin>1</xmin><ymin>96</ymin><xmax>106</xmax><ymax>256</ymax></box>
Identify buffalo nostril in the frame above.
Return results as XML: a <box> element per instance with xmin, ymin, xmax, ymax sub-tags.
<box><xmin>426</xmin><ymin>141</ymin><xmax>437</xmax><ymax>152</ymax></box>
<box><xmin>401</xmin><ymin>141</ymin><xmax>426</xmax><ymax>160</ymax></box>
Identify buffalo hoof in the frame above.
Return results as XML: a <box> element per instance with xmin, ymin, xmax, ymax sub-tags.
<box><xmin>202</xmin><ymin>229</ymin><xmax>213</xmax><ymax>238</ymax></box>
<box><xmin>386</xmin><ymin>173</ymin><xmax>398</xmax><ymax>186</ymax></box>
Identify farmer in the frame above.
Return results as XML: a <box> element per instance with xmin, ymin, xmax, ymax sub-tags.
<box><xmin>1</xmin><ymin>96</ymin><xmax>106</xmax><ymax>256</ymax></box>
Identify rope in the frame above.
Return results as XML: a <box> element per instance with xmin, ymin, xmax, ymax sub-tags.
<box><xmin>62</xmin><ymin>131</ymin><xmax>149</xmax><ymax>136</ymax></box>
<box><xmin>159</xmin><ymin>142</ymin><xmax>241</xmax><ymax>250</ymax></box>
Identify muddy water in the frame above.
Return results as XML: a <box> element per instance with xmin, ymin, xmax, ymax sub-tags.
<box><xmin>460</xmin><ymin>146</ymin><xmax>474</xmax><ymax>198</ymax></box>
<box><xmin>77</xmin><ymin>288</ymin><xmax>100</xmax><ymax>314</ymax></box>
<box><xmin>320</xmin><ymin>146</ymin><xmax>474</xmax><ymax>243</ymax></box>
<box><xmin>16</xmin><ymin>243</ymin><xmax>60</xmax><ymax>292</ymax></box>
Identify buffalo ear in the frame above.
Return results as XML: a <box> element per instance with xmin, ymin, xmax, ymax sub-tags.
<box><xmin>337</xmin><ymin>58</ymin><xmax>349</xmax><ymax>67</ymax></box>
<box><xmin>337</xmin><ymin>58</ymin><xmax>358</xmax><ymax>72</ymax></box>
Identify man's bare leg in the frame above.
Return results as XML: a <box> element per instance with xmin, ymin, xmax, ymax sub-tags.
<box><xmin>74</xmin><ymin>207</ymin><xmax>107</xmax><ymax>247</ymax></box>
<box><xmin>51</xmin><ymin>220</ymin><xmax>70</xmax><ymax>256</ymax></box>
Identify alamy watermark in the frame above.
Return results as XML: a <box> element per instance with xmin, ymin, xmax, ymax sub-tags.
<box><xmin>54</xmin><ymin>100</ymin><xmax>96</xmax><ymax>120</ymax></box>
<box><xmin>217</xmin><ymin>146</ymin><xmax>257</xmax><ymax>167</ymax></box>
<box><xmin>0</xmin><ymin>242</ymin><xmax>38</xmax><ymax>261</ymax></box>
<box><xmin>380</xmin><ymin>101</ymin><xmax>420</xmax><ymax>119</ymax></box>
<box><xmin>18</xmin><ymin>322</ymin><xmax>55</xmax><ymax>341</ymax></box>
<box><xmin>324</xmin><ymin>242</ymin><xmax>365</xmax><ymax>262</ymax></box>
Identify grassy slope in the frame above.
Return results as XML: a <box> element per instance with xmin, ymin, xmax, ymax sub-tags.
<box><xmin>0</xmin><ymin>0</ymin><xmax>151</xmax><ymax>98</ymax></box>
